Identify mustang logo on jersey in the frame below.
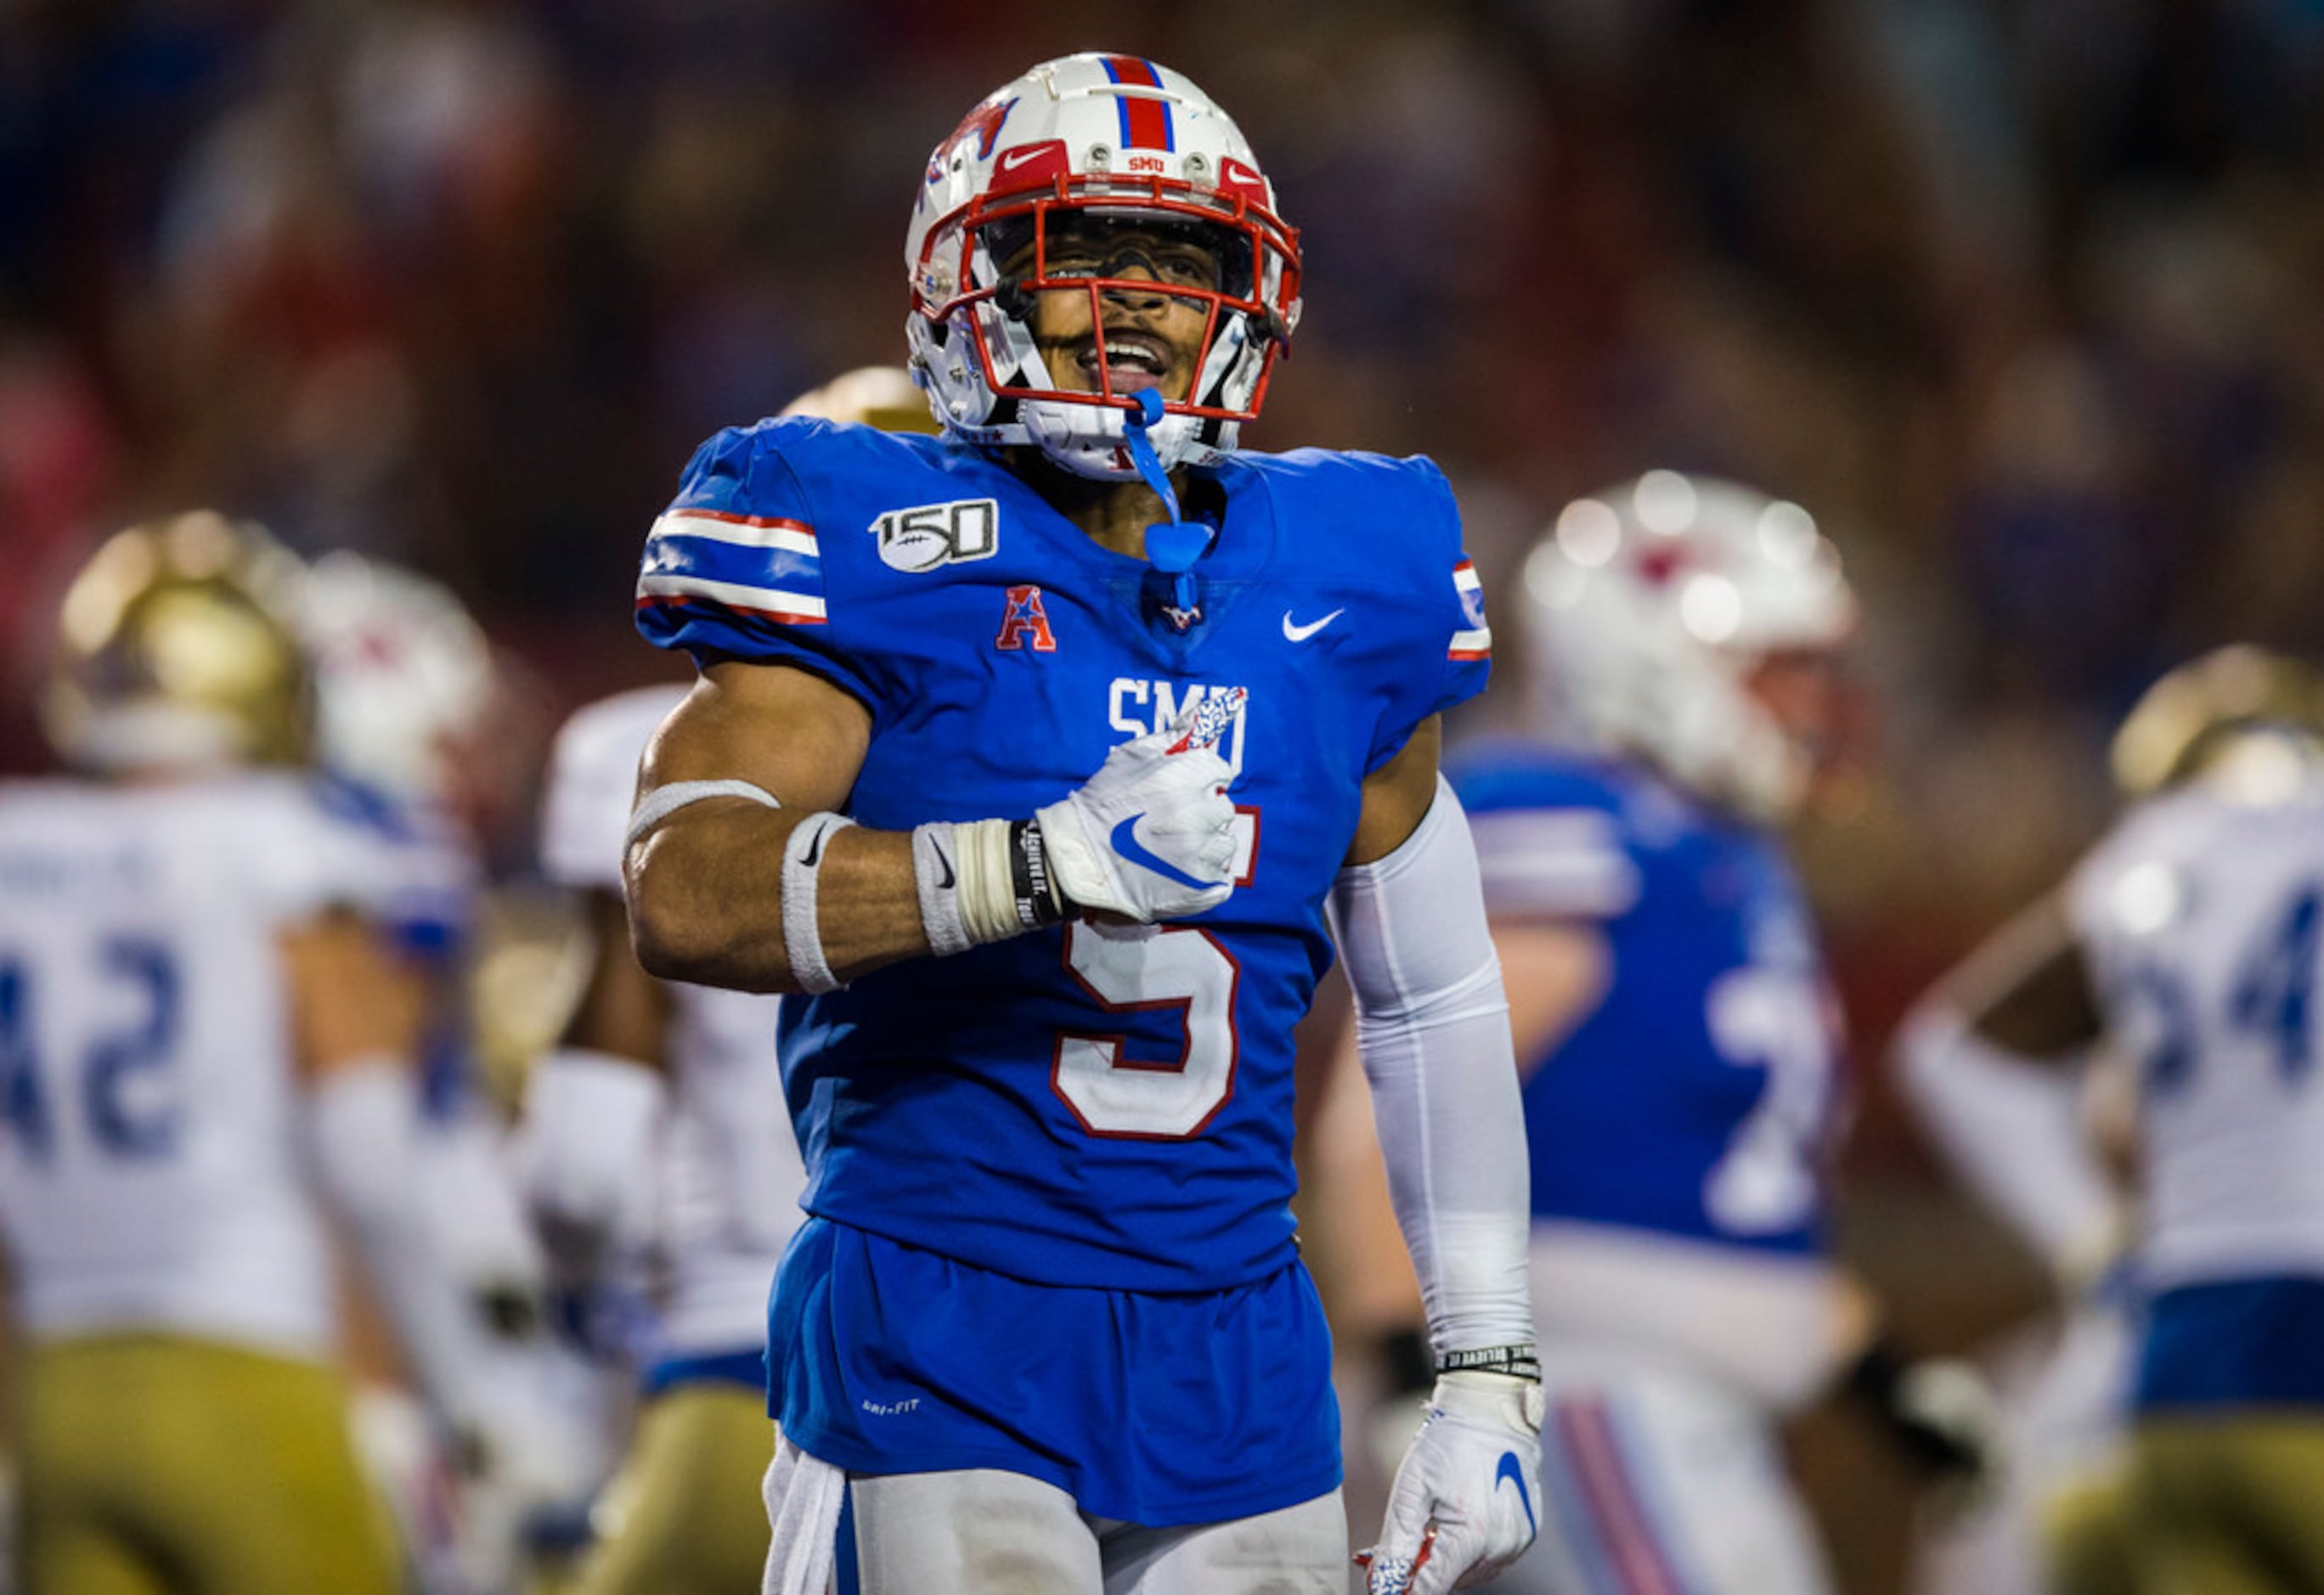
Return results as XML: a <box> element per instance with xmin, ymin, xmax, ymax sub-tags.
<box><xmin>870</xmin><ymin>498</ymin><xmax>998</xmax><ymax>573</ymax></box>
<box><xmin>1168</xmin><ymin>685</ymin><xmax>1247</xmax><ymax>755</ymax></box>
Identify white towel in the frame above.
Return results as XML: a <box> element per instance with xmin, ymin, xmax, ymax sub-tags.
<box><xmin>760</xmin><ymin>1426</ymin><xmax>847</xmax><ymax>1595</ymax></box>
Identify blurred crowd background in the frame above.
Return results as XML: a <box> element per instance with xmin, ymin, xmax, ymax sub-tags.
<box><xmin>5</xmin><ymin>1</ymin><xmax>2322</xmax><ymax>1586</ymax></box>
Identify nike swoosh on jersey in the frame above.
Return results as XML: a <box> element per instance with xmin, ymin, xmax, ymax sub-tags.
<box><xmin>1109</xmin><ymin>814</ymin><xmax>1214</xmax><ymax>890</ymax></box>
<box><xmin>1495</xmin><ymin>1451</ymin><xmax>1537</xmax><ymax>1535</ymax></box>
<box><xmin>1282</xmin><ymin>608</ymin><xmax>1344</xmax><ymax>642</ymax></box>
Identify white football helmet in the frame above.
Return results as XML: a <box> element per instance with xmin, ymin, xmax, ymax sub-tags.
<box><xmin>296</xmin><ymin>552</ymin><xmax>498</xmax><ymax>809</ymax></box>
<box><xmin>904</xmin><ymin>53</ymin><xmax>1301</xmax><ymax>482</ymax></box>
<box><xmin>1522</xmin><ymin>471</ymin><xmax>1859</xmax><ymax>820</ymax></box>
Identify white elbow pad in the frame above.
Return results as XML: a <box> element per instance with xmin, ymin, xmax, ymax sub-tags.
<box><xmin>1328</xmin><ymin>775</ymin><xmax>1535</xmax><ymax>1360</ymax></box>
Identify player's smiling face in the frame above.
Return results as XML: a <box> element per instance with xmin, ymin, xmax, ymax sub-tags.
<box><xmin>1004</xmin><ymin>213</ymin><xmax>1226</xmax><ymax>404</ymax></box>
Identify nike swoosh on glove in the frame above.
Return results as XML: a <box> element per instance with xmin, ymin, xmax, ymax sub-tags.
<box><xmin>1361</xmin><ymin>1371</ymin><xmax>1543</xmax><ymax>1594</ymax></box>
<box><xmin>1034</xmin><ymin>694</ymin><xmax>1240</xmax><ymax>922</ymax></box>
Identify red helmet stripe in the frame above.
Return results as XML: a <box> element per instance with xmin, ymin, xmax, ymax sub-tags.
<box><xmin>1102</xmin><ymin>54</ymin><xmax>1161</xmax><ymax>87</ymax></box>
<box><xmin>1101</xmin><ymin>55</ymin><xmax>1176</xmax><ymax>150</ymax></box>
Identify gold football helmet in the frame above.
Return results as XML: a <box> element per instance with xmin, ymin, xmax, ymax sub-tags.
<box><xmin>778</xmin><ymin>365</ymin><xmax>940</xmax><ymax>433</ymax></box>
<box><xmin>2112</xmin><ymin>645</ymin><xmax>2324</xmax><ymax>801</ymax></box>
<box><xmin>43</xmin><ymin>511</ymin><xmax>311</xmax><ymax>773</ymax></box>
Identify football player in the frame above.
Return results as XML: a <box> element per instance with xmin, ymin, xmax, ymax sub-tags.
<box><xmin>623</xmin><ymin>54</ymin><xmax>1541</xmax><ymax>1595</ymax></box>
<box><xmin>297</xmin><ymin>551</ymin><xmax>602</xmax><ymax>1590</ymax></box>
<box><xmin>0</xmin><ymin>514</ymin><xmax>499</xmax><ymax>1592</ymax></box>
<box><xmin>1443</xmin><ymin>474</ymin><xmax>1989</xmax><ymax>1594</ymax></box>
<box><xmin>519</xmin><ymin>368</ymin><xmax>928</xmax><ymax>1593</ymax></box>
<box><xmin>1899</xmin><ymin>645</ymin><xmax>2324</xmax><ymax>1594</ymax></box>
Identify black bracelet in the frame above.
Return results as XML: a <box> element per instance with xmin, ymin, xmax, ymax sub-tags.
<box><xmin>1434</xmin><ymin>1343</ymin><xmax>1541</xmax><ymax>1382</ymax></box>
<box><xmin>1010</xmin><ymin>820</ymin><xmax>1065</xmax><ymax>930</ymax></box>
<box><xmin>1842</xmin><ymin>1338</ymin><xmax>1909</xmax><ymax>1409</ymax></box>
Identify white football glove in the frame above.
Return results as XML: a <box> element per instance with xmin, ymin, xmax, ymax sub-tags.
<box><xmin>1035</xmin><ymin>691</ymin><xmax>1241</xmax><ymax>922</ymax></box>
<box><xmin>1362</xmin><ymin>1372</ymin><xmax>1544</xmax><ymax>1595</ymax></box>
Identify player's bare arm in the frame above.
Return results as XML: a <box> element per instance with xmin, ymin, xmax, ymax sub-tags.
<box><xmin>1898</xmin><ymin>888</ymin><xmax>2126</xmax><ymax>1293</ymax></box>
<box><xmin>625</xmin><ymin>657</ymin><xmax>910</xmax><ymax>993</ymax></box>
<box><xmin>1346</xmin><ymin>717</ymin><xmax>1443</xmax><ymax>866</ymax></box>
<box><xmin>629</xmin><ymin>655</ymin><xmax>1240</xmax><ymax>996</ymax></box>
<box><xmin>1494</xmin><ymin>924</ymin><xmax>1612</xmax><ymax>1084</ymax></box>
<box><xmin>516</xmin><ymin>888</ymin><xmax>677</xmax><ymax>1266</ymax></box>
<box><xmin>279</xmin><ymin>902</ymin><xmax>506</xmax><ymax>1447</ymax></box>
<box><xmin>1933</xmin><ymin>888</ymin><xmax>2107</xmax><ymax>1057</ymax></box>
<box><xmin>279</xmin><ymin>907</ymin><xmax>428</xmax><ymax>1079</ymax></box>
<box><xmin>564</xmin><ymin>888</ymin><xmax>674</xmax><ymax>1068</ymax></box>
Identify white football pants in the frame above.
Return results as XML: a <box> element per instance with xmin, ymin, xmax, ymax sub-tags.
<box><xmin>846</xmin><ymin>1468</ymin><xmax>1346</xmax><ymax>1595</ymax></box>
<box><xmin>1481</xmin><ymin>1353</ymin><xmax>1834</xmax><ymax>1595</ymax></box>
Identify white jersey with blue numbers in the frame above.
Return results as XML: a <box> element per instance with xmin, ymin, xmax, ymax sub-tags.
<box><xmin>635</xmin><ymin>419</ymin><xmax>1490</xmax><ymax>1293</ymax></box>
<box><xmin>0</xmin><ymin>772</ymin><xmax>405</xmax><ymax>1355</ymax></box>
<box><xmin>540</xmin><ymin>684</ymin><xmax>803</xmax><ymax>1360</ymax></box>
<box><xmin>2068</xmin><ymin>780</ymin><xmax>2324</xmax><ymax>1292</ymax></box>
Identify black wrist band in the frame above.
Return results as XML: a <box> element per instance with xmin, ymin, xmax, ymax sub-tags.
<box><xmin>1843</xmin><ymin>1339</ymin><xmax>1909</xmax><ymax>1409</ymax></box>
<box><xmin>1010</xmin><ymin>820</ymin><xmax>1065</xmax><ymax>929</ymax></box>
<box><xmin>1434</xmin><ymin>1343</ymin><xmax>1541</xmax><ymax>1382</ymax></box>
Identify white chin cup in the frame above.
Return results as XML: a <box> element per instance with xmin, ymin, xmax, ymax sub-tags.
<box><xmin>1019</xmin><ymin>396</ymin><xmax>1202</xmax><ymax>482</ymax></box>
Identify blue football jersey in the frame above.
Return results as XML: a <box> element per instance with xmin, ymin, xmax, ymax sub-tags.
<box><xmin>1449</xmin><ymin>741</ymin><xmax>1843</xmax><ymax>1257</ymax></box>
<box><xmin>636</xmin><ymin>419</ymin><xmax>1490</xmax><ymax>1293</ymax></box>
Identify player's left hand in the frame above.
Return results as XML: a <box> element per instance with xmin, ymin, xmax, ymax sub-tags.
<box><xmin>1359</xmin><ymin>1372</ymin><xmax>1543</xmax><ymax>1594</ymax></box>
<box><xmin>1847</xmin><ymin>1343</ymin><xmax>2005</xmax><ymax>1512</ymax></box>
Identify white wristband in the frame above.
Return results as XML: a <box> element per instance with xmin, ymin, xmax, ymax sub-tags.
<box><xmin>626</xmin><ymin>779</ymin><xmax>781</xmax><ymax>848</ymax></box>
<box><xmin>912</xmin><ymin>822</ymin><xmax>973</xmax><ymax>956</ymax></box>
<box><xmin>915</xmin><ymin>818</ymin><xmax>1057</xmax><ymax>953</ymax></box>
<box><xmin>781</xmin><ymin>813</ymin><xmax>857</xmax><ymax>994</ymax></box>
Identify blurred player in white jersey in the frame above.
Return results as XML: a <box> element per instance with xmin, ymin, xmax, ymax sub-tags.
<box><xmin>0</xmin><ymin>513</ymin><xmax>499</xmax><ymax>1593</ymax></box>
<box><xmin>296</xmin><ymin>550</ymin><xmax>602</xmax><ymax>1587</ymax></box>
<box><xmin>297</xmin><ymin>552</ymin><xmax>548</xmax><ymax>1324</ymax></box>
<box><xmin>520</xmin><ymin>368</ymin><xmax>925</xmax><ymax>1593</ymax></box>
<box><xmin>1901</xmin><ymin>645</ymin><xmax>2324</xmax><ymax>1594</ymax></box>
<box><xmin>1439</xmin><ymin>474</ymin><xmax>1991</xmax><ymax>1593</ymax></box>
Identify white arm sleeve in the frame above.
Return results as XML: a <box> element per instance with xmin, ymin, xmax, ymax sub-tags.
<box><xmin>1894</xmin><ymin>1002</ymin><xmax>2125</xmax><ymax>1288</ymax></box>
<box><xmin>307</xmin><ymin>1058</ymin><xmax>487</xmax><ymax>1423</ymax></box>
<box><xmin>1327</xmin><ymin>775</ymin><xmax>1534</xmax><ymax>1356</ymax></box>
<box><xmin>514</xmin><ymin>1047</ymin><xmax>666</xmax><ymax>1244</ymax></box>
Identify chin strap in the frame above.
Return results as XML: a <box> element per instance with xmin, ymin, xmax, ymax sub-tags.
<box><xmin>1122</xmin><ymin>389</ymin><xmax>1210</xmax><ymax>632</ymax></box>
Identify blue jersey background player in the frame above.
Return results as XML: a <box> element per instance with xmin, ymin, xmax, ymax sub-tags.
<box><xmin>621</xmin><ymin>54</ymin><xmax>1542</xmax><ymax>1595</ymax></box>
<box><xmin>1441</xmin><ymin>473</ymin><xmax>1990</xmax><ymax>1595</ymax></box>
<box><xmin>1458</xmin><ymin>748</ymin><xmax>1835</xmax><ymax>1260</ymax></box>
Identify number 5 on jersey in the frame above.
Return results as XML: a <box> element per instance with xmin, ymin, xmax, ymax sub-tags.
<box><xmin>1053</xmin><ymin>921</ymin><xmax>1239</xmax><ymax>1139</ymax></box>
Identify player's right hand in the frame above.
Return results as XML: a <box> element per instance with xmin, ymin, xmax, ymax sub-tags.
<box><xmin>1034</xmin><ymin>693</ymin><xmax>1241</xmax><ymax>922</ymax></box>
